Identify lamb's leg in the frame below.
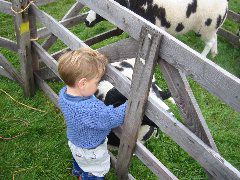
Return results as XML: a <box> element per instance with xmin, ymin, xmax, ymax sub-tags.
<box><xmin>237</xmin><ymin>27</ymin><xmax>240</xmax><ymax>37</ymax></box>
<box><xmin>210</xmin><ymin>33</ymin><xmax>218</xmax><ymax>57</ymax></box>
<box><xmin>201</xmin><ymin>36</ymin><xmax>217</xmax><ymax>57</ymax></box>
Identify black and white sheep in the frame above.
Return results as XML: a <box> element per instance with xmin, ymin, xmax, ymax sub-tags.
<box><xmin>85</xmin><ymin>0</ymin><xmax>229</xmax><ymax>57</ymax></box>
<box><xmin>95</xmin><ymin>58</ymin><xmax>174</xmax><ymax>148</ymax></box>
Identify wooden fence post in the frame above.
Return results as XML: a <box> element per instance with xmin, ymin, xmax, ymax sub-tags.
<box><xmin>12</xmin><ymin>0</ymin><xmax>35</xmax><ymax>97</ymax></box>
<box><xmin>28</xmin><ymin>2</ymin><xmax>39</xmax><ymax>72</ymax></box>
<box><xmin>116</xmin><ymin>26</ymin><xmax>162</xmax><ymax>180</ymax></box>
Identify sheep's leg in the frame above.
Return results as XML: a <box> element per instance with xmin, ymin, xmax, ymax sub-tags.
<box><xmin>237</xmin><ymin>27</ymin><xmax>240</xmax><ymax>37</ymax></box>
<box><xmin>201</xmin><ymin>36</ymin><xmax>217</xmax><ymax>57</ymax></box>
<box><xmin>210</xmin><ymin>34</ymin><xmax>218</xmax><ymax>57</ymax></box>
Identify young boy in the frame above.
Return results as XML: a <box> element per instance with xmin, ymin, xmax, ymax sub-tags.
<box><xmin>58</xmin><ymin>48</ymin><xmax>127</xmax><ymax>179</ymax></box>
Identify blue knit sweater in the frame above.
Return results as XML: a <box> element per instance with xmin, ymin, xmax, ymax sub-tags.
<box><xmin>58</xmin><ymin>86</ymin><xmax>127</xmax><ymax>149</ymax></box>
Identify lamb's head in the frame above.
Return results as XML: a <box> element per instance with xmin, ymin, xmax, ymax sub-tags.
<box><xmin>85</xmin><ymin>0</ymin><xmax>130</xmax><ymax>27</ymax></box>
<box><xmin>85</xmin><ymin>10</ymin><xmax>105</xmax><ymax>27</ymax></box>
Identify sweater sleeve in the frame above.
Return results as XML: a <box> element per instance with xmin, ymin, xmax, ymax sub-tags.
<box><xmin>91</xmin><ymin>100</ymin><xmax>127</xmax><ymax>130</ymax></box>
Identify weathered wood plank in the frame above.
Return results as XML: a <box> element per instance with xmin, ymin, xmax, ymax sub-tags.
<box><xmin>51</xmin><ymin>48</ymin><xmax>70</xmax><ymax>61</ymax></box>
<box><xmin>103</xmin><ymin>64</ymin><xmax>240</xmax><ymax>180</ymax></box>
<box><xmin>37</xmin><ymin>67</ymin><xmax>61</xmax><ymax>81</ymax></box>
<box><xmin>116</xmin><ymin>27</ymin><xmax>162</xmax><ymax>180</ymax></box>
<box><xmin>227</xmin><ymin>10</ymin><xmax>240</xmax><ymax>23</ymax></box>
<box><xmin>12</xmin><ymin>0</ymin><xmax>35</xmax><ymax>97</ymax></box>
<box><xmin>34</xmin><ymin>72</ymin><xmax>59</xmax><ymax>107</ymax></box>
<box><xmin>218</xmin><ymin>28</ymin><xmax>240</xmax><ymax>46</ymax></box>
<box><xmin>42</xmin><ymin>1</ymin><xmax>84</xmax><ymax>50</ymax></box>
<box><xmin>97</xmin><ymin>37</ymin><xmax>138</xmax><ymax>63</ymax></box>
<box><xmin>29</xmin><ymin>4</ymin><xmax>40</xmax><ymax>72</ymax></box>
<box><xmin>51</xmin><ymin>37</ymin><xmax>138</xmax><ymax>62</ymax></box>
<box><xmin>0</xmin><ymin>66</ymin><xmax>14</xmax><ymax>80</ymax></box>
<box><xmin>85</xmin><ymin>28</ymin><xmax>123</xmax><ymax>46</ymax></box>
<box><xmin>32</xmin><ymin>41</ymin><xmax>60</xmax><ymax>79</ymax></box>
<box><xmin>31</xmin><ymin>4</ymin><xmax>88</xmax><ymax>50</ymax></box>
<box><xmin>135</xmin><ymin>141</ymin><xmax>178</xmax><ymax>180</ymax></box>
<box><xmin>37</xmin><ymin>13</ymin><xmax>88</xmax><ymax>39</ymax></box>
<box><xmin>0</xmin><ymin>0</ymin><xmax>13</xmax><ymax>15</ymax></box>
<box><xmin>0</xmin><ymin>37</ymin><xmax>18</xmax><ymax>52</ymax></box>
<box><xmin>79</xmin><ymin>0</ymin><xmax>240</xmax><ymax>112</ymax></box>
<box><xmin>0</xmin><ymin>54</ymin><xmax>23</xmax><ymax>85</ymax></box>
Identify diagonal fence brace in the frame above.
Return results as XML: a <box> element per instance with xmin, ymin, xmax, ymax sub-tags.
<box><xmin>116</xmin><ymin>26</ymin><xmax>163</xmax><ymax>180</ymax></box>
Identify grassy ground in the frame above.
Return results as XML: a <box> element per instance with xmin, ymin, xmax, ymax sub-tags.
<box><xmin>0</xmin><ymin>0</ymin><xmax>240</xmax><ymax>179</ymax></box>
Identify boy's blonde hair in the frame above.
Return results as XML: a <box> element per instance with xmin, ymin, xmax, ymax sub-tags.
<box><xmin>58</xmin><ymin>48</ymin><xmax>108</xmax><ymax>87</ymax></box>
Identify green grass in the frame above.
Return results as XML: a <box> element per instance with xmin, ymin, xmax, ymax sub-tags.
<box><xmin>1</xmin><ymin>0</ymin><xmax>240</xmax><ymax>179</ymax></box>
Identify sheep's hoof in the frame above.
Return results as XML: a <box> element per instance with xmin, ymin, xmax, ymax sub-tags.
<box><xmin>211</xmin><ymin>52</ymin><xmax>218</xmax><ymax>58</ymax></box>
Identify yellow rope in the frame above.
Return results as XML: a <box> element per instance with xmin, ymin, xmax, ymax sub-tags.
<box><xmin>0</xmin><ymin>116</ymin><xmax>29</xmax><ymax>141</ymax></box>
<box><xmin>30</xmin><ymin>36</ymin><xmax>39</xmax><ymax>41</ymax></box>
<box><xmin>0</xmin><ymin>89</ymin><xmax>46</xmax><ymax>113</ymax></box>
<box><xmin>11</xmin><ymin>1</ymin><xmax>39</xmax><ymax>41</ymax></box>
<box><xmin>11</xmin><ymin>1</ymin><xmax>34</xmax><ymax>14</ymax></box>
<box><xmin>12</xmin><ymin>167</ymin><xmax>36</xmax><ymax>180</ymax></box>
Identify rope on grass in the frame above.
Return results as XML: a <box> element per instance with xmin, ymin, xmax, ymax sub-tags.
<box><xmin>0</xmin><ymin>89</ymin><xmax>46</xmax><ymax>113</ymax></box>
<box><xmin>12</xmin><ymin>166</ymin><xmax>36</xmax><ymax>180</ymax></box>
<box><xmin>0</xmin><ymin>134</ymin><xmax>24</xmax><ymax>141</ymax></box>
<box><xmin>0</xmin><ymin>117</ymin><xmax>29</xmax><ymax>141</ymax></box>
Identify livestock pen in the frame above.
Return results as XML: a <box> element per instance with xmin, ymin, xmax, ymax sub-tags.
<box><xmin>0</xmin><ymin>0</ymin><xmax>240</xmax><ymax>179</ymax></box>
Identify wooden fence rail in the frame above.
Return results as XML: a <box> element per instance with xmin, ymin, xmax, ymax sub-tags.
<box><xmin>31</xmin><ymin>3</ymin><xmax>88</xmax><ymax>50</ymax></box>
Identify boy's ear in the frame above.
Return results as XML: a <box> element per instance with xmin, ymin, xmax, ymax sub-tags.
<box><xmin>77</xmin><ymin>78</ymin><xmax>87</xmax><ymax>89</ymax></box>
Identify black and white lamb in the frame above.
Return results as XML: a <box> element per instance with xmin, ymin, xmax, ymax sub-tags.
<box><xmin>95</xmin><ymin>58</ymin><xmax>174</xmax><ymax>148</ymax></box>
<box><xmin>85</xmin><ymin>0</ymin><xmax>229</xmax><ymax>57</ymax></box>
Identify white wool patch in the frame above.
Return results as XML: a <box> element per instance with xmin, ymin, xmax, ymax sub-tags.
<box><xmin>86</xmin><ymin>10</ymin><xmax>96</xmax><ymax>24</ymax></box>
<box><xmin>140</xmin><ymin>58</ymin><xmax>146</xmax><ymax>65</ymax></box>
<box><xmin>142</xmin><ymin>2</ymin><xmax>148</xmax><ymax>10</ymax></box>
<box><xmin>97</xmin><ymin>80</ymin><xmax>114</xmax><ymax>101</ymax></box>
<box><xmin>152</xmin><ymin>0</ymin><xmax>228</xmax><ymax>37</ymax></box>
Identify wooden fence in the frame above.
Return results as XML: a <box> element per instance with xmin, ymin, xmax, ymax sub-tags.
<box><xmin>0</xmin><ymin>0</ymin><xmax>240</xmax><ymax>179</ymax></box>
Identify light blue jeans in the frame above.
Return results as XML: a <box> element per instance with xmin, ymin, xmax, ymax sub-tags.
<box><xmin>72</xmin><ymin>157</ymin><xmax>105</xmax><ymax>180</ymax></box>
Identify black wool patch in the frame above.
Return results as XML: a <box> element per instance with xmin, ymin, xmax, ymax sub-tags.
<box><xmin>114</xmin><ymin>66</ymin><xmax>124</xmax><ymax>71</ymax></box>
<box><xmin>216</xmin><ymin>15</ymin><xmax>222</xmax><ymax>29</ymax></box>
<box><xmin>97</xmin><ymin>94</ymin><xmax>104</xmax><ymax>101</ymax></box>
<box><xmin>157</xmin><ymin>7</ymin><xmax>171</xmax><ymax>28</ymax></box>
<box><xmin>186</xmin><ymin>0</ymin><xmax>197</xmax><ymax>18</ymax></box>
<box><xmin>95</xmin><ymin>89</ymin><xmax>99</xmax><ymax>96</ymax></box>
<box><xmin>205</xmin><ymin>18</ymin><xmax>212</xmax><ymax>26</ymax></box>
<box><xmin>151</xmin><ymin>82</ymin><xmax>161</xmax><ymax>99</ymax></box>
<box><xmin>142</xmin><ymin>126</ymin><xmax>155</xmax><ymax>141</ymax></box>
<box><xmin>104</xmin><ymin>88</ymin><xmax>127</xmax><ymax>107</ymax></box>
<box><xmin>195</xmin><ymin>32</ymin><xmax>201</xmax><ymax>37</ymax></box>
<box><xmin>175</xmin><ymin>23</ymin><xmax>184</xmax><ymax>32</ymax></box>
<box><xmin>120</xmin><ymin>61</ymin><xmax>133</xmax><ymax>69</ymax></box>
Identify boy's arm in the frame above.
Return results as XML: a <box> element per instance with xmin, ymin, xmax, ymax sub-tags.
<box><xmin>94</xmin><ymin>100</ymin><xmax>127</xmax><ymax>130</ymax></box>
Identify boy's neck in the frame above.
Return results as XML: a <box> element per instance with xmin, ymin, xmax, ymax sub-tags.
<box><xmin>66</xmin><ymin>86</ymin><xmax>83</xmax><ymax>97</ymax></box>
